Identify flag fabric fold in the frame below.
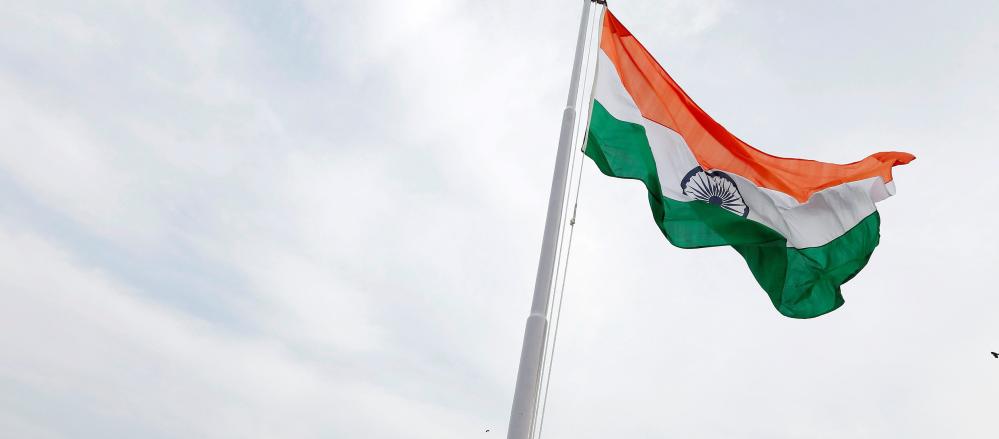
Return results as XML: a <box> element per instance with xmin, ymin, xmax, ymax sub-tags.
<box><xmin>584</xmin><ymin>10</ymin><xmax>914</xmax><ymax>318</ymax></box>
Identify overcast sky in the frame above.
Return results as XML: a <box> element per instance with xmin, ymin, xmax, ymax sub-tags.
<box><xmin>1</xmin><ymin>0</ymin><xmax>998</xmax><ymax>438</ymax></box>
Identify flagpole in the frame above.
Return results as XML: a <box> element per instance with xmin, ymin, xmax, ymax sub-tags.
<box><xmin>506</xmin><ymin>1</ymin><xmax>599</xmax><ymax>438</ymax></box>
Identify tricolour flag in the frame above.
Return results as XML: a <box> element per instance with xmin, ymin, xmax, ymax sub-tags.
<box><xmin>585</xmin><ymin>10</ymin><xmax>914</xmax><ymax>318</ymax></box>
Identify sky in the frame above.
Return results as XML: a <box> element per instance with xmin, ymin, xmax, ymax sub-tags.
<box><xmin>0</xmin><ymin>0</ymin><xmax>997</xmax><ymax>437</ymax></box>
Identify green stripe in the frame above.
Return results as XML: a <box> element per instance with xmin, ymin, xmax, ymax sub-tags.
<box><xmin>585</xmin><ymin>100</ymin><xmax>882</xmax><ymax>318</ymax></box>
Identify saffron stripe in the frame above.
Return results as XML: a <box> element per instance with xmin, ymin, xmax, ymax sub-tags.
<box><xmin>598</xmin><ymin>10</ymin><xmax>913</xmax><ymax>203</ymax></box>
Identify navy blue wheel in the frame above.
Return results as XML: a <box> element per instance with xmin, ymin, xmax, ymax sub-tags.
<box><xmin>679</xmin><ymin>167</ymin><xmax>750</xmax><ymax>217</ymax></box>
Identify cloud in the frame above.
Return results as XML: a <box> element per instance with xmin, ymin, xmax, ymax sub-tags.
<box><xmin>0</xmin><ymin>0</ymin><xmax>997</xmax><ymax>438</ymax></box>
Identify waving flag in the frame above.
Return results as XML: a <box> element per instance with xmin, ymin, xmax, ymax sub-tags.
<box><xmin>585</xmin><ymin>10</ymin><xmax>914</xmax><ymax>318</ymax></box>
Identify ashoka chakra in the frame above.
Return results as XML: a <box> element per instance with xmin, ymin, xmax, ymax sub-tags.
<box><xmin>679</xmin><ymin>167</ymin><xmax>750</xmax><ymax>217</ymax></box>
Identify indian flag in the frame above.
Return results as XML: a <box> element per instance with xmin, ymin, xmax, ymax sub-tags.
<box><xmin>585</xmin><ymin>10</ymin><xmax>914</xmax><ymax>318</ymax></box>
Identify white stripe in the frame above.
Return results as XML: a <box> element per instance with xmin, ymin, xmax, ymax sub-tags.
<box><xmin>592</xmin><ymin>51</ymin><xmax>895</xmax><ymax>249</ymax></box>
<box><xmin>736</xmin><ymin>176</ymin><xmax>881</xmax><ymax>248</ymax></box>
<box><xmin>592</xmin><ymin>51</ymin><xmax>700</xmax><ymax>201</ymax></box>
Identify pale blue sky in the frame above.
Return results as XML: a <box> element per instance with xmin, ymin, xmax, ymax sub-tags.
<box><xmin>1</xmin><ymin>1</ymin><xmax>997</xmax><ymax>437</ymax></box>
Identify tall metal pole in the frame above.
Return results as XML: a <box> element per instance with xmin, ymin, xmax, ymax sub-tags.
<box><xmin>506</xmin><ymin>1</ymin><xmax>596</xmax><ymax>438</ymax></box>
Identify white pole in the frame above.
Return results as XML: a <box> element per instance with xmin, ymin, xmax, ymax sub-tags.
<box><xmin>506</xmin><ymin>1</ymin><xmax>597</xmax><ymax>438</ymax></box>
